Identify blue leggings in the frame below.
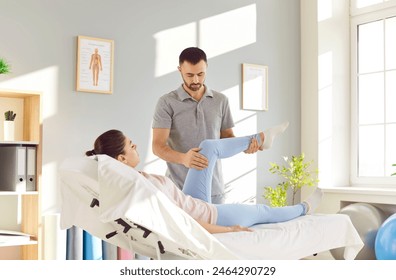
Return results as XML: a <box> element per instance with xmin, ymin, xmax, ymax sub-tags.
<box><xmin>182</xmin><ymin>134</ymin><xmax>305</xmax><ymax>227</ymax></box>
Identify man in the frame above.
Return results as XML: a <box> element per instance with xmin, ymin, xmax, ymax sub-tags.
<box><xmin>152</xmin><ymin>47</ymin><xmax>259</xmax><ymax>203</ymax></box>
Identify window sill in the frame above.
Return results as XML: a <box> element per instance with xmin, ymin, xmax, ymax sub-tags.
<box><xmin>320</xmin><ymin>185</ymin><xmax>396</xmax><ymax>196</ymax></box>
<box><xmin>318</xmin><ymin>185</ymin><xmax>396</xmax><ymax>214</ymax></box>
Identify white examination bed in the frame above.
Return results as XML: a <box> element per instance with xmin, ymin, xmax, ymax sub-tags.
<box><xmin>59</xmin><ymin>155</ymin><xmax>364</xmax><ymax>260</ymax></box>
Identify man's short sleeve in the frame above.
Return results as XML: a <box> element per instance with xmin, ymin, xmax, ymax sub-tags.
<box><xmin>220</xmin><ymin>96</ymin><xmax>234</xmax><ymax>131</ymax></box>
<box><xmin>152</xmin><ymin>96</ymin><xmax>173</xmax><ymax>129</ymax></box>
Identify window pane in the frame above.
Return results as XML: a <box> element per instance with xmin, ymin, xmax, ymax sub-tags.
<box><xmin>386</xmin><ymin>124</ymin><xmax>396</xmax><ymax>176</ymax></box>
<box><xmin>386</xmin><ymin>16</ymin><xmax>396</xmax><ymax>70</ymax></box>
<box><xmin>359</xmin><ymin>125</ymin><xmax>384</xmax><ymax>176</ymax></box>
<box><xmin>359</xmin><ymin>73</ymin><xmax>384</xmax><ymax>124</ymax></box>
<box><xmin>358</xmin><ymin>20</ymin><xmax>384</xmax><ymax>73</ymax></box>
<box><xmin>386</xmin><ymin>70</ymin><xmax>396</xmax><ymax>122</ymax></box>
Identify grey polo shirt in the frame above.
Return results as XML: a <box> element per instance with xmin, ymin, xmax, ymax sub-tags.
<box><xmin>152</xmin><ymin>85</ymin><xmax>234</xmax><ymax>201</ymax></box>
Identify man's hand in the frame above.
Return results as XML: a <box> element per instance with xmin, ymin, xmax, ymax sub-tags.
<box><xmin>183</xmin><ymin>147</ymin><xmax>209</xmax><ymax>170</ymax></box>
<box><xmin>244</xmin><ymin>137</ymin><xmax>259</xmax><ymax>154</ymax></box>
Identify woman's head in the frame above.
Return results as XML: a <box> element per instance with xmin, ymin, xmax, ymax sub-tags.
<box><xmin>86</xmin><ymin>129</ymin><xmax>140</xmax><ymax>168</ymax></box>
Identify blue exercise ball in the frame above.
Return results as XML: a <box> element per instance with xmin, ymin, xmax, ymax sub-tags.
<box><xmin>375</xmin><ymin>213</ymin><xmax>396</xmax><ymax>260</ymax></box>
<box><xmin>330</xmin><ymin>203</ymin><xmax>387</xmax><ymax>260</ymax></box>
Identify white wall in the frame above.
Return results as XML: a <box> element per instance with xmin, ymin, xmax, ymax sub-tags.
<box><xmin>0</xmin><ymin>0</ymin><xmax>301</xmax><ymax>258</ymax></box>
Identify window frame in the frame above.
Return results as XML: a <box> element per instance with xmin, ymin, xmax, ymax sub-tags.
<box><xmin>350</xmin><ymin>3</ymin><xmax>396</xmax><ymax>185</ymax></box>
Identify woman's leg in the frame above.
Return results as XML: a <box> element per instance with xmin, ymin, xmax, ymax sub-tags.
<box><xmin>214</xmin><ymin>188</ymin><xmax>323</xmax><ymax>227</ymax></box>
<box><xmin>215</xmin><ymin>203</ymin><xmax>306</xmax><ymax>227</ymax></box>
<box><xmin>182</xmin><ymin>134</ymin><xmax>261</xmax><ymax>203</ymax></box>
<box><xmin>182</xmin><ymin>121</ymin><xmax>289</xmax><ymax>203</ymax></box>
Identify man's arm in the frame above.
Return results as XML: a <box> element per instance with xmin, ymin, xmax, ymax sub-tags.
<box><xmin>220</xmin><ymin>128</ymin><xmax>235</xmax><ymax>139</ymax></box>
<box><xmin>152</xmin><ymin>128</ymin><xmax>208</xmax><ymax>170</ymax></box>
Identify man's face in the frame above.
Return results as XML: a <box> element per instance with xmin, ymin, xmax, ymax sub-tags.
<box><xmin>178</xmin><ymin>60</ymin><xmax>207</xmax><ymax>92</ymax></box>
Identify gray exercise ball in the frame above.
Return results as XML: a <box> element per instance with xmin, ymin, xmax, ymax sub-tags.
<box><xmin>330</xmin><ymin>202</ymin><xmax>387</xmax><ymax>260</ymax></box>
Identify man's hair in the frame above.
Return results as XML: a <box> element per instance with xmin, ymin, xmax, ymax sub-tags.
<box><xmin>179</xmin><ymin>47</ymin><xmax>207</xmax><ymax>65</ymax></box>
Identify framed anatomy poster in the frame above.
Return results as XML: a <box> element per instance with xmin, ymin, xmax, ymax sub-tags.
<box><xmin>242</xmin><ymin>63</ymin><xmax>268</xmax><ymax>111</ymax></box>
<box><xmin>76</xmin><ymin>36</ymin><xmax>114</xmax><ymax>94</ymax></box>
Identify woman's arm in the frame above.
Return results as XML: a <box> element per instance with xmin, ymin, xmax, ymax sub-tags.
<box><xmin>197</xmin><ymin>220</ymin><xmax>252</xmax><ymax>234</ymax></box>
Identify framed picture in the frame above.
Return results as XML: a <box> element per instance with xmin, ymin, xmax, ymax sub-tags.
<box><xmin>242</xmin><ymin>63</ymin><xmax>268</xmax><ymax>111</ymax></box>
<box><xmin>76</xmin><ymin>36</ymin><xmax>114</xmax><ymax>94</ymax></box>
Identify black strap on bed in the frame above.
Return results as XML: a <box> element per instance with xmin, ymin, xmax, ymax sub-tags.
<box><xmin>90</xmin><ymin>198</ymin><xmax>100</xmax><ymax>208</ymax></box>
<box><xmin>135</xmin><ymin>224</ymin><xmax>152</xmax><ymax>238</ymax></box>
<box><xmin>157</xmin><ymin>241</ymin><xmax>165</xmax><ymax>254</ymax></box>
<box><xmin>89</xmin><ymin>198</ymin><xmax>166</xmax><ymax>255</ymax></box>
<box><xmin>105</xmin><ymin>230</ymin><xmax>118</xmax><ymax>239</ymax></box>
<box><xmin>115</xmin><ymin>218</ymin><xmax>133</xmax><ymax>233</ymax></box>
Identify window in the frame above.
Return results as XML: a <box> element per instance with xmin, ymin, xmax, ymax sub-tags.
<box><xmin>351</xmin><ymin>2</ymin><xmax>396</xmax><ymax>184</ymax></box>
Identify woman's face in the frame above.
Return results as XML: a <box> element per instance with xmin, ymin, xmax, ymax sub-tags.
<box><xmin>118</xmin><ymin>136</ymin><xmax>140</xmax><ymax>168</ymax></box>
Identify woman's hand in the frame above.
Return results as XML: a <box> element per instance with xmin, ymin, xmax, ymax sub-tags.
<box><xmin>227</xmin><ymin>225</ymin><xmax>253</xmax><ymax>232</ymax></box>
<box><xmin>197</xmin><ymin>220</ymin><xmax>253</xmax><ymax>234</ymax></box>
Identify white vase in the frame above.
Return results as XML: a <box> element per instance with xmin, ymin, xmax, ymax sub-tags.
<box><xmin>4</xmin><ymin>120</ymin><xmax>15</xmax><ymax>141</ymax></box>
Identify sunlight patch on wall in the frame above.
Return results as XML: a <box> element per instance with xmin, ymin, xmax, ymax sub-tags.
<box><xmin>142</xmin><ymin>130</ymin><xmax>167</xmax><ymax>174</ymax></box>
<box><xmin>224</xmin><ymin>169</ymin><xmax>257</xmax><ymax>204</ymax></box>
<box><xmin>153</xmin><ymin>22</ymin><xmax>197</xmax><ymax>77</ymax></box>
<box><xmin>41</xmin><ymin>161</ymin><xmax>58</xmax><ymax>213</ymax></box>
<box><xmin>318</xmin><ymin>51</ymin><xmax>333</xmax><ymax>186</ymax></box>
<box><xmin>221</xmin><ymin>85</ymin><xmax>257</xmax><ymax>204</ymax></box>
<box><xmin>199</xmin><ymin>4</ymin><xmax>257</xmax><ymax>59</ymax></box>
<box><xmin>0</xmin><ymin>66</ymin><xmax>59</xmax><ymax>120</ymax></box>
<box><xmin>153</xmin><ymin>4</ymin><xmax>257</xmax><ymax>77</ymax></box>
<box><xmin>354</xmin><ymin>0</ymin><xmax>384</xmax><ymax>9</ymax></box>
<box><xmin>318</xmin><ymin>52</ymin><xmax>333</xmax><ymax>92</ymax></box>
<box><xmin>318</xmin><ymin>0</ymin><xmax>333</xmax><ymax>22</ymax></box>
<box><xmin>222</xmin><ymin>85</ymin><xmax>257</xmax><ymax>135</ymax></box>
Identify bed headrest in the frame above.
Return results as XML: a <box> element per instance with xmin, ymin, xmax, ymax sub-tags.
<box><xmin>59</xmin><ymin>156</ymin><xmax>99</xmax><ymax>197</ymax></box>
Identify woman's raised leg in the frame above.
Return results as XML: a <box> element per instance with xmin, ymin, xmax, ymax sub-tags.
<box><xmin>182</xmin><ymin>134</ymin><xmax>261</xmax><ymax>203</ymax></box>
<box><xmin>182</xmin><ymin>121</ymin><xmax>289</xmax><ymax>203</ymax></box>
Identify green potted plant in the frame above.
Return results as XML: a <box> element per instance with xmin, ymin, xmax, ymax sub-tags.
<box><xmin>0</xmin><ymin>58</ymin><xmax>11</xmax><ymax>75</ymax></box>
<box><xmin>4</xmin><ymin>110</ymin><xmax>16</xmax><ymax>141</ymax></box>
<box><xmin>263</xmin><ymin>153</ymin><xmax>319</xmax><ymax>207</ymax></box>
<box><xmin>392</xmin><ymin>164</ymin><xmax>396</xmax><ymax>176</ymax></box>
<box><xmin>5</xmin><ymin>110</ymin><xmax>16</xmax><ymax>121</ymax></box>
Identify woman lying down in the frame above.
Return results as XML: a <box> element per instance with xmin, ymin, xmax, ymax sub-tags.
<box><xmin>85</xmin><ymin>122</ymin><xmax>323</xmax><ymax>234</ymax></box>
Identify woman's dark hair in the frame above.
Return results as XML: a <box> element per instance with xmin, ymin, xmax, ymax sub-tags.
<box><xmin>179</xmin><ymin>47</ymin><xmax>207</xmax><ymax>65</ymax></box>
<box><xmin>85</xmin><ymin>129</ymin><xmax>126</xmax><ymax>159</ymax></box>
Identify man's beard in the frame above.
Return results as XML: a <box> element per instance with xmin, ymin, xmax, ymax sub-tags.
<box><xmin>184</xmin><ymin>81</ymin><xmax>203</xmax><ymax>92</ymax></box>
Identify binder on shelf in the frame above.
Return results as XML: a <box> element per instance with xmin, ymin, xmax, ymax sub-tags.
<box><xmin>0</xmin><ymin>143</ymin><xmax>37</xmax><ymax>192</ymax></box>
<box><xmin>26</xmin><ymin>146</ymin><xmax>37</xmax><ymax>191</ymax></box>
<box><xmin>0</xmin><ymin>144</ymin><xmax>26</xmax><ymax>192</ymax></box>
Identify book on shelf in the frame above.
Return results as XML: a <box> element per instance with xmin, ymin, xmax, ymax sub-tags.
<box><xmin>0</xmin><ymin>229</ymin><xmax>32</xmax><ymax>245</ymax></box>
